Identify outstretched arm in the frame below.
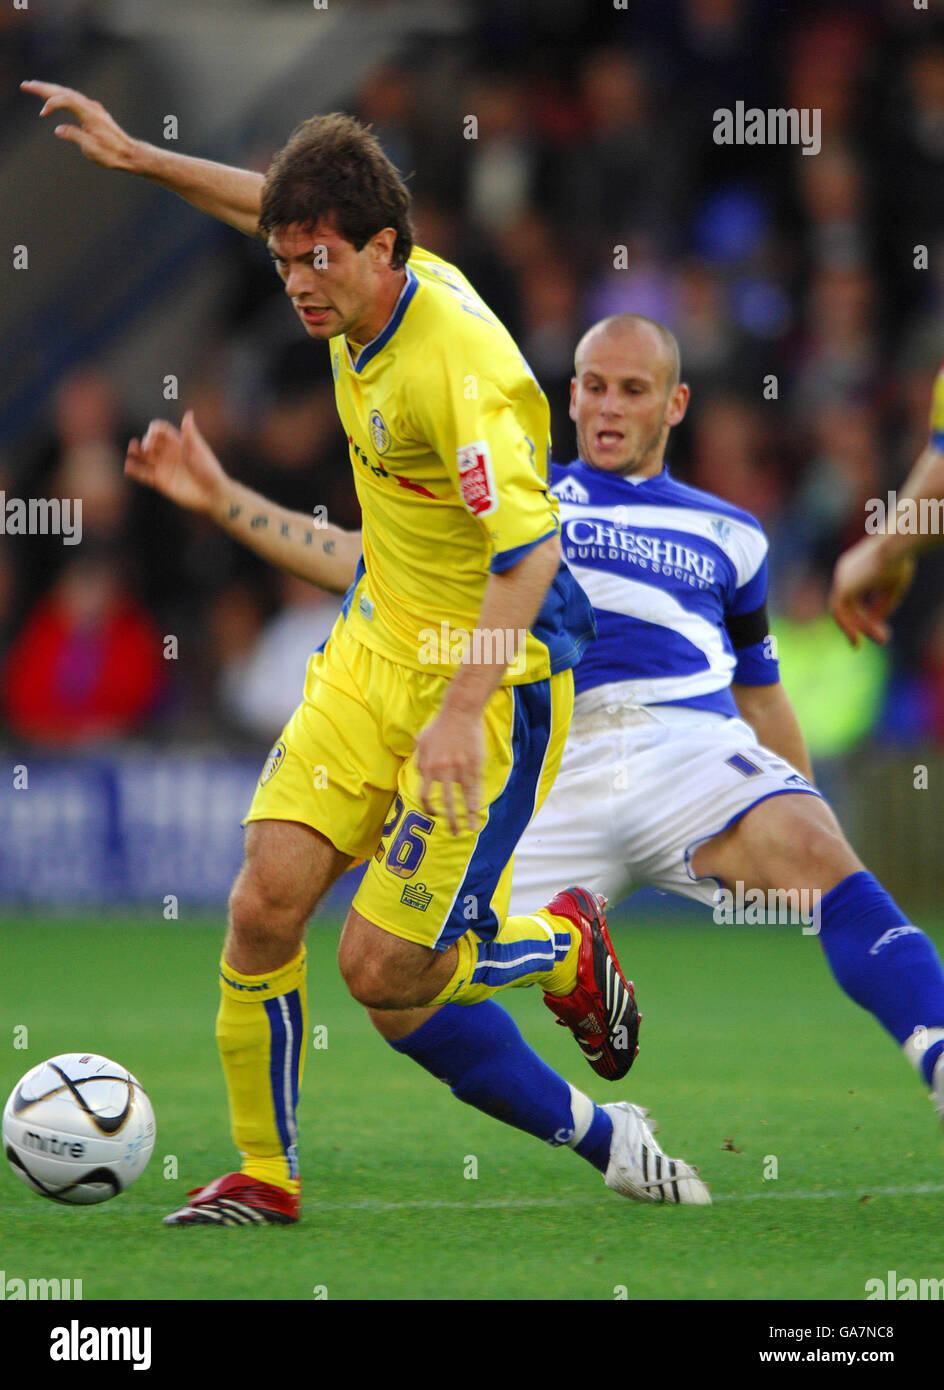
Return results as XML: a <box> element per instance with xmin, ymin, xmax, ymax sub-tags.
<box><xmin>126</xmin><ymin>413</ymin><xmax>361</xmax><ymax>594</ymax></box>
<box><xmin>829</xmin><ymin>444</ymin><xmax>944</xmax><ymax>646</ymax></box>
<box><xmin>830</xmin><ymin>360</ymin><xmax>944</xmax><ymax>646</ymax></box>
<box><xmin>22</xmin><ymin>81</ymin><xmax>264</xmax><ymax>237</ymax></box>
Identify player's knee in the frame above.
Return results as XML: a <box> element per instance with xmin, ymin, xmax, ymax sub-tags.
<box><xmin>339</xmin><ymin>913</ymin><xmax>433</xmax><ymax>1008</ymax></box>
<box><xmin>339</xmin><ymin>954</ymin><xmax>402</xmax><ymax>1009</ymax></box>
<box><xmin>338</xmin><ymin>949</ymin><xmax>405</xmax><ymax>1008</ymax></box>
<box><xmin>338</xmin><ymin>937</ymin><xmax>419</xmax><ymax>1009</ymax></box>
<box><xmin>228</xmin><ymin>872</ymin><xmax>307</xmax><ymax>955</ymax></box>
<box><xmin>779</xmin><ymin>813</ymin><xmax>860</xmax><ymax>890</ymax></box>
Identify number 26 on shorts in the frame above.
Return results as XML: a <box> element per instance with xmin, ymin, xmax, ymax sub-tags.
<box><xmin>374</xmin><ymin>794</ymin><xmax>435</xmax><ymax>879</ymax></box>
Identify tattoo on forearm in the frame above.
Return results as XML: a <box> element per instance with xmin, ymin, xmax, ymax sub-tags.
<box><xmin>233</xmin><ymin>506</ymin><xmax>329</xmax><ymax>563</ymax></box>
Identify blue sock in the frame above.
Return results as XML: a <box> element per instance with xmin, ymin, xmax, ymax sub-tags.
<box><xmin>819</xmin><ymin>872</ymin><xmax>944</xmax><ymax>1084</ymax></box>
<box><xmin>390</xmin><ymin>1000</ymin><xmax>614</xmax><ymax>1172</ymax></box>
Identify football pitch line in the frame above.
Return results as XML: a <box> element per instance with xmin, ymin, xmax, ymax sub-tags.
<box><xmin>92</xmin><ymin>1181</ymin><xmax>944</xmax><ymax>1221</ymax></box>
<box><xmin>714</xmin><ymin>1182</ymin><xmax>944</xmax><ymax>1204</ymax></box>
<box><xmin>272</xmin><ymin>1182</ymin><xmax>944</xmax><ymax>1213</ymax></box>
<box><xmin>308</xmin><ymin>1183</ymin><xmax>944</xmax><ymax>1212</ymax></box>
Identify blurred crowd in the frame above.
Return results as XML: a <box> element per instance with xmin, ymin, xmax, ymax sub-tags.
<box><xmin>2</xmin><ymin>0</ymin><xmax>943</xmax><ymax>757</ymax></box>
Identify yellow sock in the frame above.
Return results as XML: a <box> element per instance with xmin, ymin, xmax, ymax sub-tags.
<box><xmin>430</xmin><ymin>910</ymin><xmax>580</xmax><ymax>1007</ymax></box>
<box><xmin>216</xmin><ymin>948</ymin><xmax>307</xmax><ymax>1195</ymax></box>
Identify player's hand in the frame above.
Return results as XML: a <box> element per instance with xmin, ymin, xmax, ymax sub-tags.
<box><xmin>829</xmin><ymin>537</ymin><xmax>915</xmax><ymax>647</ymax></box>
<box><xmin>414</xmin><ymin>706</ymin><xmax>485</xmax><ymax>836</ymax></box>
<box><xmin>125</xmin><ymin>411</ymin><xmax>228</xmax><ymax>518</ymax></box>
<box><xmin>21</xmin><ymin>81</ymin><xmax>140</xmax><ymax>171</ymax></box>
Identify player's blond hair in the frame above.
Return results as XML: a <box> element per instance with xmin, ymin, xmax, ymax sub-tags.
<box><xmin>576</xmin><ymin>315</ymin><xmax>681</xmax><ymax>390</ymax></box>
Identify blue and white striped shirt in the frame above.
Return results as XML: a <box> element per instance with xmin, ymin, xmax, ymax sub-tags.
<box><xmin>552</xmin><ymin>460</ymin><xmax>779</xmax><ymax>717</ymax></box>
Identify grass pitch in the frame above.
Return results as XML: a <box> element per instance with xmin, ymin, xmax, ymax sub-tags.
<box><xmin>1</xmin><ymin>913</ymin><xmax>943</xmax><ymax>1302</ymax></box>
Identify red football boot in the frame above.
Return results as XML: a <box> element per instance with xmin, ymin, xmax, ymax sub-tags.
<box><xmin>163</xmin><ymin>1172</ymin><xmax>299</xmax><ymax>1227</ymax></box>
<box><xmin>542</xmin><ymin>886</ymin><xmax>640</xmax><ymax>1080</ymax></box>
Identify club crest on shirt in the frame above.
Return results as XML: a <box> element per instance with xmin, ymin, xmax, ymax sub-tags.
<box><xmin>710</xmin><ymin>517</ymin><xmax>732</xmax><ymax>545</ymax></box>
<box><xmin>369</xmin><ymin>410</ymin><xmax>391</xmax><ymax>455</ymax></box>
<box><xmin>456</xmin><ymin>440</ymin><xmax>498</xmax><ymax>517</ymax></box>
<box><xmin>260</xmin><ymin>740</ymin><xmax>286</xmax><ymax>786</ymax></box>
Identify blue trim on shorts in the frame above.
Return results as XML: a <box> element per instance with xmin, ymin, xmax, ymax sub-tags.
<box><xmin>339</xmin><ymin>555</ymin><xmax>367</xmax><ymax>622</ymax></box>
<box><xmin>682</xmin><ymin>786</ymin><xmax>822</xmax><ymax>897</ymax></box>
<box><xmin>434</xmin><ymin>678</ymin><xmax>553</xmax><ymax>949</ymax></box>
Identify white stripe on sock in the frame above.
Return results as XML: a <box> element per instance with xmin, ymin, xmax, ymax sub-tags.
<box><xmin>526</xmin><ymin>913</ymin><xmax>557</xmax><ymax>948</ymax></box>
<box><xmin>472</xmin><ymin>949</ymin><xmax>555</xmax><ymax>977</ymax></box>
<box><xmin>277</xmin><ymin>996</ymin><xmax>297</xmax><ymax>1158</ymax></box>
<box><xmin>901</xmin><ymin>1027</ymin><xmax>944</xmax><ymax>1073</ymax></box>
<box><xmin>932</xmin><ymin>1051</ymin><xmax>944</xmax><ymax>1120</ymax></box>
<box><xmin>565</xmin><ymin>1084</ymin><xmax>596</xmax><ymax>1147</ymax></box>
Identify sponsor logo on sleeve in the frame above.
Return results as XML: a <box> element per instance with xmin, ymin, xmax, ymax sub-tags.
<box><xmin>457</xmin><ymin>441</ymin><xmax>498</xmax><ymax>517</ymax></box>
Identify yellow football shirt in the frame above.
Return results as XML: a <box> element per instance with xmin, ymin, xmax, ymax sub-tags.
<box><xmin>328</xmin><ymin>245</ymin><xmax>594</xmax><ymax>684</ymax></box>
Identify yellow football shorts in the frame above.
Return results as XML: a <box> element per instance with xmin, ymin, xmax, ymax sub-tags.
<box><xmin>244</xmin><ymin>619</ymin><xmax>573</xmax><ymax>951</ymax></box>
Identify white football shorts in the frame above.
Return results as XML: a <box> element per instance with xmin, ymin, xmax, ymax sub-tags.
<box><xmin>508</xmin><ymin>703</ymin><xmax>821</xmax><ymax>913</ymax></box>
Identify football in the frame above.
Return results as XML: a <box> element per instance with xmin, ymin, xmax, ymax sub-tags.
<box><xmin>2</xmin><ymin>1053</ymin><xmax>155</xmax><ymax>1205</ymax></box>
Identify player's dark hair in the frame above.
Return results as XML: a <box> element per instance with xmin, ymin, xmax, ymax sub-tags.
<box><xmin>259</xmin><ymin>112</ymin><xmax>414</xmax><ymax>269</ymax></box>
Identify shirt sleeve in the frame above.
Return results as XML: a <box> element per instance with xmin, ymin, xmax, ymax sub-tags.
<box><xmin>725</xmin><ymin>547</ymin><xmax>781</xmax><ymax>687</ymax></box>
